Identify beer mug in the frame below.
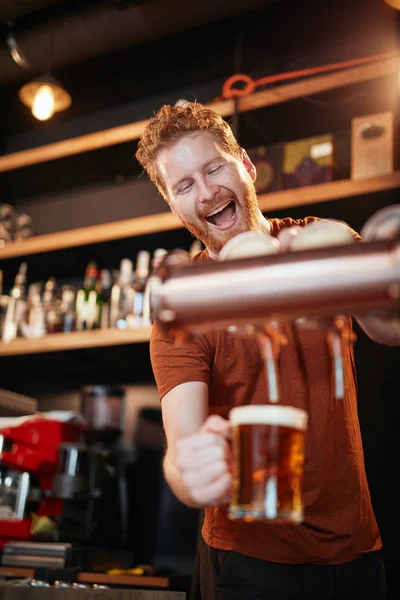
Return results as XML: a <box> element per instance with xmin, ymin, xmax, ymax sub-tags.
<box><xmin>228</xmin><ymin>404</ymin><xmax>308</xmax><ymax>524</ymax></box>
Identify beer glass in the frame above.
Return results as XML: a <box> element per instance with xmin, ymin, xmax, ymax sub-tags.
<box><xmin>228</xmin><ymin>404</ymin><xmax>308</xmax><ymax>524</ymax></box>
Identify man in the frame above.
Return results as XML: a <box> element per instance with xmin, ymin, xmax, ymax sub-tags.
<box><xmin>136</xmin><ymin>101</ymin><xmax>398</xmax><ymax>599</ymax></box>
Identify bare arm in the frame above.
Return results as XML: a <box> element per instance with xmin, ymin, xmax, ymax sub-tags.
<box><xmin>161</xmin><ymin>381</ymin><xmax>232</xmax><ymax>508</ymax></box>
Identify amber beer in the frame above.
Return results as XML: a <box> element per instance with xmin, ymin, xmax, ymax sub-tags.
<box><xmin>228</xmin><ymin>405</ymin><xmax>308</xmax><ymax>524</ymax></box>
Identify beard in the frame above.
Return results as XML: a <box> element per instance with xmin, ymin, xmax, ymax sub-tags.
<box><xmin>177</xmin><ymin>183</ymin><xmax>260</xmax><ymax>254</ymax></box>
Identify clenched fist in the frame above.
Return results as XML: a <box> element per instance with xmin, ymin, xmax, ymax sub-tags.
<box><xmin>175</xmin><ymin>415</ymin><xmax>232</xmax><ymax>507</ymax></box>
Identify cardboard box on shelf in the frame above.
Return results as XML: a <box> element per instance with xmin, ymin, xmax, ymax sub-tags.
<box><xmin>283</xmin><ymin>134</ymin><xmax>334</xmax><ymax>189</ymax></box>
<box><xmin>351</xmin><ymin>111</ymin><xmax>394</xmax><ymax>180</ymax></box>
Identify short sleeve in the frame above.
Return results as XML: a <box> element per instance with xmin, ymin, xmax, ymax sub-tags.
<box><xmin>150</xmin><ymin>319</ymin><xmax>213</xmax><ymax>400</ymax></box>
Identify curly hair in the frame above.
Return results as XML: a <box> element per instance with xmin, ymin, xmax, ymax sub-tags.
<box><xmin>135</xmin><ymin>101</ymin><xmax>241</xmax><ymax>198</ymax></box>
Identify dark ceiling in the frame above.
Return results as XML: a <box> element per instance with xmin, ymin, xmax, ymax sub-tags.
<box><xmin>0</xmin><ymin>0</ymin><xmax>276</xmax><ymax>133</ymax></box>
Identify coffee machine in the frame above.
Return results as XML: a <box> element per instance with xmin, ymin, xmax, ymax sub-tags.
<box><xmin>0</xmin><ymin>415</ymin><xmax>83</xmax><ymax>549</ymax></box>
<box><xmin>0</xmin><ymin>403</ymin><xmax>131</xmax><ymax>570</ymax></box>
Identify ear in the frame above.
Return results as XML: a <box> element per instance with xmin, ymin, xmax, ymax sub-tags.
<box><xmin>240</xmin><ymin>148</ymin><xmax>257</xmax><ymax>182</ymax></box>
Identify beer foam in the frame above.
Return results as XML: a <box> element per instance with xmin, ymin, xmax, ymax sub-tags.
<box><xmin>229</xmin><ymin>405</ymin><xmax>308</xmax><ymax>430</ymax></box>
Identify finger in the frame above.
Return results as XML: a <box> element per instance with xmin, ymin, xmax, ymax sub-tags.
<box><xmin>183</xmin><ymin>458</ymin><xmax>229</xmax><ymax>488</ymax></box>
<box><xmin>277</xmin><ymin>226</ymin><xmax>302</xmax><ymax>251</ymax></box>
<box><xmin>176</xmin><ymin>443</ymin><xmax>226</xmax><ymax>471</ymax></box>
<box><xmin>200</xmin><ymin>415</ymin><xmax>232</xmax><ymax>438</ymax></box>
<box><xmin>176</xmin><ymin>431</ymin><xmax>226</xmax><ymax>453</ymax></box>
<box><xmin>191</xmin><ymin>473</ymin><xmax>232</xmax><ymax>507</ymax></box>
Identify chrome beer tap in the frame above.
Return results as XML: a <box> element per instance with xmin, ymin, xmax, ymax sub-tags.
<box><xmin>256</xmin><ymin>322</ymin><xmax>287</xmax><ymax>403</ymax></box>
<box><xmin>220</xmin><ymin>231</ymin><xmax>287</xmax><ymax>404</ymax></box>
<box><xmin>296</xmin><ymin>315</ymin><xmax>356</xmax><ymax>400</ymax></box>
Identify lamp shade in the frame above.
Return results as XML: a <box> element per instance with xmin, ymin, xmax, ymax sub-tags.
<box><xmin>19</xmin><ymin>74</ymin><xmax>71</xmax><ymax>120</ymax></box>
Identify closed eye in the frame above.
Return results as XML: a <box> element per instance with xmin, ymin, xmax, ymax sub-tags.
<box><xmin>207</xmin><ymin>164</ymin><xmax>224</xmax><ymax>175</ymax></box>
<box><xmin>176</xmin><ymin>181</ymin><xmax>194</xmax><ymax>195</ymax></box>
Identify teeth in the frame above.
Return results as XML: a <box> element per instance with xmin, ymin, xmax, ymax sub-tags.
<box><xmin>206</xmin><ymin>201</ymin><xmax>231</xmax><ymax>218</ymax></box>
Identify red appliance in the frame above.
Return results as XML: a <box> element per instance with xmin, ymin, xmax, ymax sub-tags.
<box><xmin>0</xmin><ymin>416</ymin><xmax>84</xmax><ymax>548</ymax></box>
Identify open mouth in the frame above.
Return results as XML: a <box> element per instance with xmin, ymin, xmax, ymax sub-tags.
<box><xmin>205</xmin><ymin>200</ymin><xmax>236</xmax><ymax>228</ymax></box>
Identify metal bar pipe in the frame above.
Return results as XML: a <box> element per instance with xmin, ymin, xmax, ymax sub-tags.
<box><xmin>153</xmin><ymin>239</ymin><xmax>400</xmax><ymax>334</ymax></box>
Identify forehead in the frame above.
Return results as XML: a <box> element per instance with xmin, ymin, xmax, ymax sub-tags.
<box><xmin>157</xmin><ymin>131</ymin><xmax>226</xmax><ymax>181</ymax></box>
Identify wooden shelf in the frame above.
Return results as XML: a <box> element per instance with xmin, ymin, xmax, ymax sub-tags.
<box><xmin>0</xmin><ymin>56</ymin><xmax>396</xmax><ymax>173</ymax></box>
<box><xmin>0</xmin><ymin>327</ymin><xmax>152</xmax><ymax>357</ymax></box>
<box><xmin>0</xmin><ymin>171</ymin><xmax>399</xmax><ymax>260</ymax></box>
<box><xmin>0</xmin><ymin>212</ymin><xmax>182</xmax><ymax>259</ymax></box>
<box><xmin>258</xmin><ymin>171</ymin><xmax>400</xmax><ymax>213</ymax></box>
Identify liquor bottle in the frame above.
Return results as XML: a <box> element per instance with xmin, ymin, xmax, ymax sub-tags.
<box><xmin>0</xmin><ymin>270</ymin><xmax>8</xmax><ymax>340</ymax></box>
<box><xmin>21</xmin><ymin>282</ymin><xmax>45</xmax><ymax>338</ymax></box>
<box><xmin>109</xmin><ymin>258</ymin><xmax>134</xmax><ymax>329</ymax></box>
<box><xmin>98</xmin><ymin>269</ymin><xmax>112</xmax><ymax>329</ymax></box>
<box><xmin>60</xmin><ymin>285</ymin><xmax>77</xmax><ymax>333</ymax></box>
<box><xmin>75</xmin><ymin>261</ymin><xmax>99</xmax><ymax>330</ymax></box>
<box><xmin>142</xmin><ymin>248</ymin><xmax>167</xmax><ymax>326</ymax></box>
<box><xmin>2</xmin><ymin>262</ymin><xmax>27</xmax><ymax>342</ymax></box>
<box><xmin>126</xmin><ymin>250</ymin><xmax>151</xmax><ymax>329</ymax></box>
<box><xmin>42</xmin><ymin>277</ymin><xmax>57</xmax><ymax>333</ymax></box>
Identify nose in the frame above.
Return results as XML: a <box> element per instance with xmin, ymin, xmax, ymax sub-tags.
<box><xmin>197</xmin><ymin>177</ymin><xmax>219</xmax><ymax>205</ymax></box>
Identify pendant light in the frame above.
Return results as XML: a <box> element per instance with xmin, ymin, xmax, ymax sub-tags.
<box><xmin>19</xmin><ymin>73</ymin><xmax>72</xmax><ymax>121</ymax></box>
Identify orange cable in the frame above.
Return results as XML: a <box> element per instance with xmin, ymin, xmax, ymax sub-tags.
<box><xmin>214</xmin><ymin>50</ymin><xmax>400</xmax><ymax>101</ymax></box>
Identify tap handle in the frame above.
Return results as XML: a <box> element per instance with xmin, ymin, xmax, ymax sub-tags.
<box><xmin>257</xmin><ymin>323</ymin><xmax>287</xmax><ymax>404</ymax></box>
<box><xmin>326</xmin><ymin>317</ymin><xmax>356</xmax><ymax>400</ymax></box>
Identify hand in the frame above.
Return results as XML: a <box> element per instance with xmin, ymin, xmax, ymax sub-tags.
<box><xmin>175</xmin><ymin>415</ymin><xmax>232</xmax><ymax>507</ymax></box>
<box><xmin>277</xmin><ymin>219</ymin><xmax>355</xmax><ymax>252</ymax></box>
<box><xmin>361</xmin><ymin>205</ymin><xmax>400</xmax><ymax>241</ymax></box>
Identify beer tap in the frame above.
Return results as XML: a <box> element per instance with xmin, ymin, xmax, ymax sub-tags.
<box><xmin>219</xmin><ymin>231</ymin><xmax>287</xmax><ymax>403</ymax></box>
<box><xmin>151</xmin><ymin>205</ymin><xmax>400</xmax><ymax>405</ymax></box>
<box><xmin>282</xmin><ymin>221</ymin><xmax>358</xmax><ymax>400</ymax></box>
<box><xmin>326</xmin><ymin>316</ymin><xmax>356</xmax><ymax>400</ymax></box>
<box><xmin>296</xmin><ymin>315</ymin><xmax>356</xmax><ymax>400</ymax></box>
<box><xmin>256</xmin><ymin>322</ymin><xmax>287</xmax><ymax>403</ymax></box>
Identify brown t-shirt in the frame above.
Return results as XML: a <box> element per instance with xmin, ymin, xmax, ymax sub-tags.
<box><xmin>150</xmin><ymin>217</ymin><xmax>382</xmax><ymax>565</ymax></box>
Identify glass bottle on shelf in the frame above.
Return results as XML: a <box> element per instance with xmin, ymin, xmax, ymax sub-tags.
<box><xmin>46</xmin><ymin>285</ymin><xmax>77</xmax><ymax>334</ymax></box>
<box><xmin>98</xmin><ymin>269</ymin><xmax>112</xmax><ymax>329</ymax></box>
<box><xmin>2</xmin><ymin>262</ymin><xmax>27</xmax><ymax>343</ymax></box>
<box><xmin>126</xmin><ymin>250</ymin><xmax>151</xmax><ymax>329</ymax></box>
<box><xmin>109</xmin><ymin>258</ymin><xmax>134</xmax><ymax>329</ymax></box>
<box><xmin>142</xmin><ymin>248</ymin><xmax>168</xmax><ymax>326</ymax></box>
<box><xmin>42</xmin><ymin>276</ymin><xmax>57</xmax><ymax>333</ymax></box>
<box><xmin>60</xmin><ymin>285</ymin><xmax>77</xmax><ymax>333</ymax></box>
<box><xmin>0</xmin><ymin>270</ymin><xmax>8</xmax><ymax>340</ymax></box>
<box><xmin>75</xmin><ymin>260</ymin><xmax>99</xmax><ymax>330</ymax></box>
<box><xmin>21</xmin><ymin>282</ymin><xmax>45</xmax><ymax>338</ymax></box>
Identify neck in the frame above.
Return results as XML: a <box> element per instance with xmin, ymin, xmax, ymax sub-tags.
<box><xmin>207</xmin><ymin>210</ymin><xmax>270</xmax><ymax>261</ymax></box>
